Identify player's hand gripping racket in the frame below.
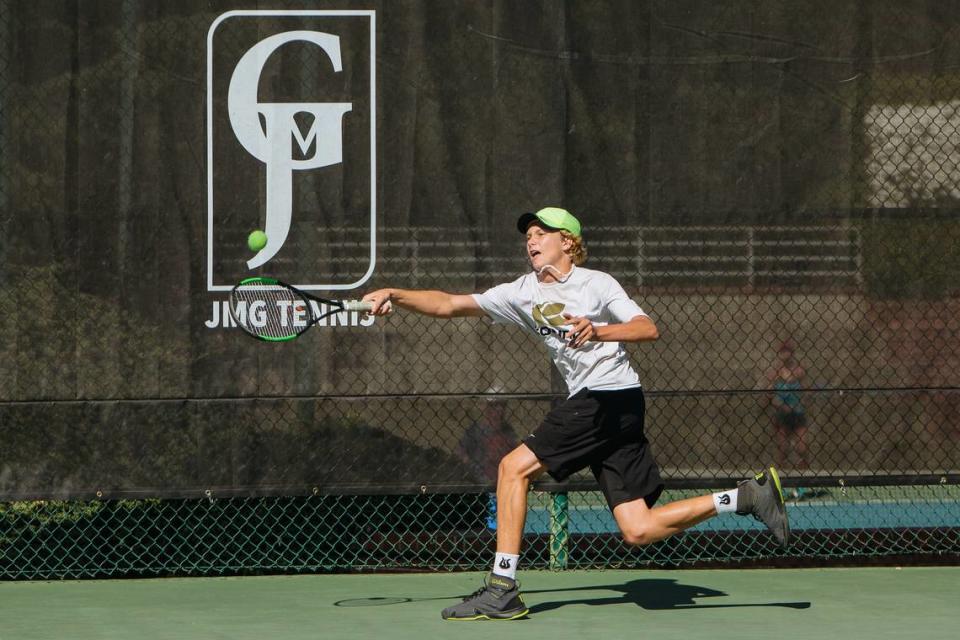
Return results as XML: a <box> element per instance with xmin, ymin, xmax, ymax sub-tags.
<box><xmin>228</xmin><ymin>276</ymin><xmax>373</xmax><ymax>342</ymax></box>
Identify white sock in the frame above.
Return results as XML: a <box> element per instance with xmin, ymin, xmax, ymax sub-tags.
<box><xmin>712</xmin><ymin>489</ymin><xmax>739</xmax><ymax>514</ymax></box>
<box><xmin>492</xmin><ymin>552</ymin><xmax>519</xmax><ymax>580</ymax></box>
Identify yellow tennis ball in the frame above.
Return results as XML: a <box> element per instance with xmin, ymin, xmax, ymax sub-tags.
<box><xmin>248</xmin><ymin>230</ymin><xmax>267</xmax><ymax>252</ymax></box>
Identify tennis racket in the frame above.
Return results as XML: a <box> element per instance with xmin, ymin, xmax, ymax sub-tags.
<box><xmin>228</xmin><ymin>276</ymin><xmax>373</xmax><ymax>342</ymax></box>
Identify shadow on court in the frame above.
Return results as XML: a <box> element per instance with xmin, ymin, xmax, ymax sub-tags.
<box><xmin>526</xmin><ymin>579</ymin><xmax>811</xmax><ymax>614</ymax></box>
<box><xmin>333</xmin><ymin>578</ymin><xmax>811</xmax><ymax>613</ymax></box>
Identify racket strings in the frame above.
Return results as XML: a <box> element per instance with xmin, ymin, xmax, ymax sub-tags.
<box><xmin>230</xmin><ymin>284</ymin><xmax>308</xmax><ymax>339</ymax></box>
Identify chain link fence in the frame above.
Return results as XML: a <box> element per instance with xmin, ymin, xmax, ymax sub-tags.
<box><xmin>3</xmin><ymin>485</ymin><xmax>959</xmax><ymax>579</ymax></box>
<box><xmin>1</xmin><ymin>1</ymin><xmax>959</xmax><ymax>579</ymax></box>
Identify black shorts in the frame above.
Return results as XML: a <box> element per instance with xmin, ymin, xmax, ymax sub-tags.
<box><xmin>523</xmin><ymin>386</ymin><xmax>664</xmax><ymax>510</ymax></box>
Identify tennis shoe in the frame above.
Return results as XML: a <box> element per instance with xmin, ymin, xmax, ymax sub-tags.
<box><xmin>441</xmin><ymin>573</ymin><xmax>529</xmax><ymax>621</ymax></box>
<box><xmin>736</xmin><ymin>466</ymin><xmax>790</xmax><ymax>548</ymax></box>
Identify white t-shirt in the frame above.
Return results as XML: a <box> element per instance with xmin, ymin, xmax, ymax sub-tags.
<box><xmin>472</xmin><ymin>266</ymin><xmax>648</xmax><ymax>396</ymax></box>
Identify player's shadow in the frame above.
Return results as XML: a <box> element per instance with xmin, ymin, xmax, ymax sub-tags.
<box><xmin>527</xmin><ymin>579</ymin><xmax>811</xmax><ymax>614</ymax></box>
<box><xmin>331</xmin><ymin>578</ymin><xmax>811</xmax><ymax>614</ymax></box>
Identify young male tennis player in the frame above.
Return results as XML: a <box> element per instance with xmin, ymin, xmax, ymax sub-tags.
<box><xmin>362</xmin><ymin>207</ymin><xmax>789</xmax><ymax>621</ymax></box>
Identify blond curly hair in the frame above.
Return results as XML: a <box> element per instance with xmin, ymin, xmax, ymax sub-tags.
<box><xmin>560</xmin><ymin>231</ymin><xmax>588</xmax><ymax>265</ymax></box>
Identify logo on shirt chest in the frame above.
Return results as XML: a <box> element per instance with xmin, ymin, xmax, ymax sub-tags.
<box><xmin>532</xmin><ymin>302</ymin><xmax>571</xmax><ymax>339</ymax></box>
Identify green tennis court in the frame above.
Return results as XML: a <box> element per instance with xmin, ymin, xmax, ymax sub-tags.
<box><xmin>1</xmin><ymin>567</ymin><xmax>954</xmax><ymax>640</ymax></box>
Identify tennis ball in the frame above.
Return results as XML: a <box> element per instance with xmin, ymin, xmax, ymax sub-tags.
<box><xmin>248</xmin><ymin>230</ymin><xmax>267</xmax><ymax>252</ymax></box>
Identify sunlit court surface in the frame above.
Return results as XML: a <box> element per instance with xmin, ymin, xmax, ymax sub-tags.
<box><xmin>1</xmin><ymin>568</ymin><xmax>955</xmax><ymax>640</ymax></box>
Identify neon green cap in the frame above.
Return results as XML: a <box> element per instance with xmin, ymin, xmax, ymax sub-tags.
<box><xmin>516</xmin><ymin>207</ymin><xmax>582</xmax><ymax>237</ymax></box>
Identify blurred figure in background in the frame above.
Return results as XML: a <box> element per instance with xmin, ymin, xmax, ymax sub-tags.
<box><xmin>766</xmin><ymin>339</ymin><xmax>810</xmax><ymax>499</ymax></box>
<box><xmin>458</xmin><ymin>384</ymin><xmax>519</xmax><ymax>529</ymax></box>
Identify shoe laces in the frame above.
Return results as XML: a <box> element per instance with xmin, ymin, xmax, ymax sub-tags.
<box><xmin>462</xmin><ymin>584</ymin><xmax>489</xmax><ymax>602</ymax></box>
<box><xmin>462</xmin><ymin>576</ymin><xmax>514</xmax><ymax>601</ymax></box>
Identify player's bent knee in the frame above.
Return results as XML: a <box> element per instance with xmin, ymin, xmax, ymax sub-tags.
<box><xmin>620</xmin><ymin>525</ymin><xmax>654</xmax><ymax>547</ymax></box>
<box><xmin>498</xmin><ymin>446</ymin><xmax>541</xmax><ymax>482</ymax></box>
<box><xmin>497</xmin><ymin>457</ymin><xmax>510</xmax><ymax>480</ymax></box>
<box><xmin>498</xmin><ymin>453</ymin><xmax>522</xmax><ymax>481</ymax></box>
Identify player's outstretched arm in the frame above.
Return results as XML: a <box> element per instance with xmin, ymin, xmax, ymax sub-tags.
<box><xmin>362</xmin><ymin>288</ymin><xmax>486</xmax><ymax>319</ymax></box>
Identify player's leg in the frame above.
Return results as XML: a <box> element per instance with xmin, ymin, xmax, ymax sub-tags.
<box><xmin>495</xmin><ymin>444</ymin><xmax>547</xmax><ymax>556</ymax></box>
<box><xmin>442</xmin><ymin>388</ymin><xmax>602</xmax><ymax>621</ymax></box>
<box><xmin>613</xmin><ymin>494</ymin><xmax>716</xmax><ymax>545</ymax></box>
<box><xmin>609</xmin><ymin>468</ymin><xmax>790</xmax><ymax>549</ymax></box>
<box><xmin>591</xmin><ymin>389</ymin><xmax>790</xmax><ymax>549</ymax></box>
<box><xmin>441</xmin><ymin>444</ymin><xmax>545</xmax><ymax>621</ymax></box>
<box><xmin>590</xmin><ymin>431</ymin><xmax>717</xmax><ymax>546</ymax></box>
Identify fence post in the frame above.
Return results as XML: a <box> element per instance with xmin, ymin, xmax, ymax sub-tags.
<box><xmin>549</xmin><ymin>490</ymin><xmax>569</xmax><ymax>570</ymax></box>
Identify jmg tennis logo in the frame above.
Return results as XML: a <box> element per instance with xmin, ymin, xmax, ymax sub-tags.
<box><xmin>206</xmin><ymin>10</ymin><xmax>376</xmax><ymax>293</ymax></box>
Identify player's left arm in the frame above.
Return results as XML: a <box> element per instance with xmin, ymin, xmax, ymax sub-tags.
<box><xmin>596</xmin><ymin>314</ymin><xmax>659</xmax><ymax>343</ymax></box>
<box><xmin>564</xmin><ymin>313</ymin><xmax>658</xmax><ymax>348</ymax></box>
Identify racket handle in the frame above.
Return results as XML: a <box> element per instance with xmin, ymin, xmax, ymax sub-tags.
<box><xmin>343</xmin><ymin>300</ymin><xmax>374</xmax><ymax>312</ymax></box>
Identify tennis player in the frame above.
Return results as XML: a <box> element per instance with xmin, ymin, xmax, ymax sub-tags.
<box><xmin>362</xmin><ymin>207</ymin><xmax>789</xmax><ymax>621</ymax></box>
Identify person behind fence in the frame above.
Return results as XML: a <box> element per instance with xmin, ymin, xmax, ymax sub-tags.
<box><xmin>457</xmin><ymin>384</ymin><xmax>519</xmax><ymax>530</ymax></box>
<box><xmin>361</xmin><ymin>206</ymin><xmax>791</xmax><ymax>621</ymax></box>
<box><xmin>766</xmin><ymin>339</ymin><xmax>810</xmax><ymax>498</ymax></box>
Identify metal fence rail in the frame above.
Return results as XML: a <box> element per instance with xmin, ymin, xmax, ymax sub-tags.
<box><xmin>2</xmin><ymin>483</ymin><xmax>958</xmax><ymax>580</ymax></box>
<box><xmin>255</xmin><ymin>225</ymin><xmax>863</xmax><ymax>288</ymax></box>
